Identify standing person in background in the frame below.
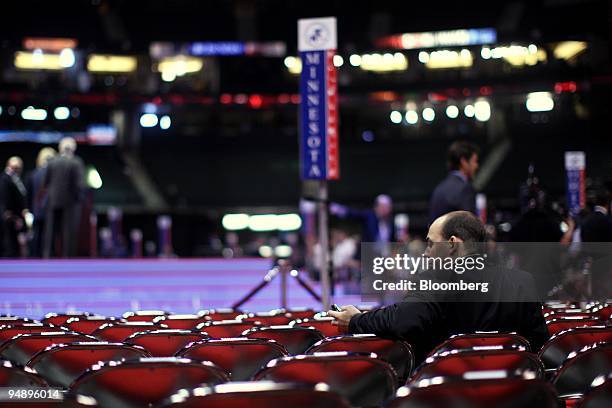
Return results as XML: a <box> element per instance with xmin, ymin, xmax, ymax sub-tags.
<box><xmin>330</xmin><ymin>194</ymin><xmax>396</xmax><ymax>246</ymax></box>
<box><xmin>580</xmin><ymin>188</ymin><xmax>612</xmax><ymax>242</ymax></box>
<box><xmin>429</xmin><ymin>141</ymin><xmax>479</xmax><ymax>223</ymax></box>
<box><xmin>43</xmin><ymin>137</ymin><xmax>85</xmax><ymax>258</ymax></box>
<box><xmin>26</xmin><ymin>147</ymin><xmax>56</xmax><ymax>257</ymax></box>
<box><xmin>0</xmin><ymin>157</ymin><xmax>28</xmax><ymax>257</ymax></box>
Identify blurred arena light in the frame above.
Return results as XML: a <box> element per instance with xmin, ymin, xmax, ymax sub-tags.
<box><xmin>554</xmin><ymin>41</ymin><xmax>587</xmax><ymax>61</ymax></box>
<box><xmin>157</xmin><ymin>55</ymin><xmax>203</xmax><ymax>78</ymax></box>
<box><xmin>390</xmin><ymin>110</ymin><xmax>403</xmax><ymax>124</ymax></box>
<box><xmin>474</xmin><ymin>100</ymin><xmax>491</xmax><ymax>122</ymax></box>
<box><xmin>21</xmin><ymin>106</ymin><xmax>47</xmax><ymax>121</ymax></box>
<box><xmin>333</xmin><ymin>55</ymin><xmax>344</xmax><ymax>67</ymax></box>
<box><xmin>53</xmin><ymin>106</ymin><xmax>70</xmax><ymax>120</ymax></box>
<box><xmin>424</xmin><ymin>49</ymin><xmax>472</xmax><ymax>69</ymax></box>
<box><xmin>23</xmin><ymin>37</ymin><xmax>77</xmax><ymax>51</ymax></box>
<box><xmin>349</xmin><ymin>54</ymin><xmax>362</xmax><ymax>66</ymax></box>
<box><xmin>249</xmin><ymin>215</ymin><xmax>278</xmax><ymax>232</ymax></box>
<box><xmin>86</xmin><ymin>166</ymin><xmax>103</xmax><ymax>190</ymax></box>
<box><xmin>446</xmin><ymin>105</ymin><xmax>459</xmax><ymax>118</ymax></box>
<box><xmin>422</xmin><ymin>107</ymin><xmax>435</xmax><ymax>122</ymax></box>
<box><xmin>274</xmin><ymin>245</ymin><xmax>293</xmax><ymax>258</ymax></box>
<box><xmin>59</xmin><ymin>48</ymin><xmax>76</xmax><ymax>68</ymax></box>
<box><xmin>360</xmin><ymin>53</ymin><xmax>407</xmax><ymax>72</ymax></box>
<box><xmin>405</xmin><ymin>110</ymin><xmax>419</xmax><ymax>124</ymax></box>
<box><xmin>481</xmin><ymin>45</ymin><xmax>546</xmax><ymax>66</ymax></box>
<box><xmin>15</xmin><ymin>50</ymin><xmax>66</xmax><ymax>70</ymax></box>
<box><xmin>87</xmin><ymin>54</ymin><xmax>137</xmax><ymax>73</ymax></box>
<box><xmin>526</xmin><ymin>92</ymin><xmax>554</xmax><ymax>112</ymax></box>
<box><xmin>258</xmin><ymin>245</ymin><xmax>273</xmax><ymax>258</ymax></box>
<box><xmin>284</xmin><ymin>56</ymin><xmax>302</xmax><ymax>74</ymax></box>
<box><xmin>464</xmin><ymin>104</ymin><xmax>475</xmax><ymax>117</ymax></box>
<box><xmin>139</xmin><ymin>113</ymin><xmax>158</xmax><ymax>128</ymax></box>
<box><xmin>222</xmin><ymin>214</ymin><xmax>250</xmax><ymax>230</ymax></box>
<box><xmin>159</xmin><ymin>115</ymin><xmax>171</xmax><ymax>130</ymax></box>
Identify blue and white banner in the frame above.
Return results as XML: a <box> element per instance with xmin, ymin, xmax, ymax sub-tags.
<box><xmin>565</xmin><ymin>151</ymin><xmax>586</xmax><ymax>217</ymax></box>
<box><xmin>298</xmin><ymin>17</ymin><xmax>339</xmax><ymax>180</ymax></box>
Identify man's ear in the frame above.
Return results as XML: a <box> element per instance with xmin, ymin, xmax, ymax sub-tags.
<box><xmin>448</xmin><ymin>236</ymin><xmax>460</xmax><ymax>254</ymax></box>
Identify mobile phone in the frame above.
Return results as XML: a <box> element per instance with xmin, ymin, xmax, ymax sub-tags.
<box><xmin>330</xmin><ymin>304</ymin><xmax>342</xmax><ymax>312</ymax></box>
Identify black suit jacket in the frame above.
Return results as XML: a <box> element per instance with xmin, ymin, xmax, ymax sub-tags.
<box><xmin>0</xmin><ymin>172</ymin><xmax>27</xmax><ymax>217</ymax></box>
<box><xmin>580</xmin><ymin>211</ymin><xmax>612</xmax><ymax>242</ymax></box>
<box><xmin>44</xmin><ymin>155</ymin><xmax>85</xmax><ymax>209</ymax></box>
<box><xmin>349</xmin><ymin>261</ymin><xmax>548</xmax><ymax>364</ymax></box>
<box><xmin>429</xmin><ymin>173</ymin><xmax>476</xmax><ymax>223</ymax></box>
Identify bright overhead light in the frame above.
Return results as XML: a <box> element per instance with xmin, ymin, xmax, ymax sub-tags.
<box><xmin>222</xmin><ymin>214</ymin><xmax>249</xmax><ymax>230</ymax></box>
<box><xmin>526</xmin><ymin>92</ymin><xmax>554</xmax><ymax>112</ymax></box>
<box><xmin>161</xmin><ymin>71</ymin><xmax>176</xmax><ymax>82</ymax></box>
<box><xmin>480</xmin><ymin>47</ymin><xmax>491</xmax><ymax>59</ymax></box>
<box><xmin>418</xmin><ymin>51</ymin><xmax>430</xmax><ymax>63</ymax></box>
<box><xmin>390</xmin><ymin>110</ymin><xmax>403</xmax><ymax>124</ymax></box>
<box><xmin>21</xmin><ymin>106</ymin><xmax>47</xmax><ymax>121</ymax></box>
<box><xmin>283</xmin><ymin>56</ymin><xmax>302</xmax><ymax>74</ymax></box>
<box><xmin>276</xmin><ymin>214</ymin><xmax>302</xmax><ymax>231</ymax></box>
<box><xmin>139</xmin><ymin>113</ymin><xmax>158</xmax><ymax>128</ymax></box>
<box><xmin>422</xmin><ymin>107</ymin><xmax>435</xmax><ymax>122</ymax></box>
<box><xmin>53</xmin><ymin>106</ymin><xmax>70</xmax><ymax>120</ymax></box>
<box><xmin>349</xmin><ymin>54</ymin><xmax>362</xmax><ymax>66</ymax></box>
<box><xmin>258</xmin><ymin>245</ymin><xmax>273</xmax><ymax>258</ymax></box>
<box><xmin>59</xmin><ymin>48</ymin><xmax>75</xmax><ymax>68</ymax></box>
<box><xmin>333</xmin><ymin>55</ymin><xmax>344</xmax><ymax>67</ymax></box>
<box><xmin>274</xmin><ymin>245</ymin><xmax>293</xmax><ymax>258</ymax></box>
<box><xmin>554</xmin><ymin>41</ymin><xmax>587</xmax><ymax>61</ymax></box>
<box><xmin>474</xmin><ymin>100</ymin><xmax>491</xmax><ymax>122</ymax></box>
<box><xmin>159</xmin><ymin>115</ymin><xmax>171</xmax><ymax>130</ymax></box>
<box><xmin>87</xmin><ymin>167</ymin><xmax>103</xmax><ymax>189</ymax></box>
<box><xmin>446</xmin><ymin>105</ymin><xmax>459</xmax><ymax>118</ymax></box>
<box><xmin>14</xmin><ymin>51</ymin><xmax>65</xmax><ymax>70</ymax></box>
<box><xmin>405</xmin><ymin>110</ymin><xmax>419</xmax><ymax>124</ymax></box>
<box><xmin>424</xmin><ymin>49</ymin><xmax>472</xmax><ymax>69</ymax></box>
<box><xmin>158</xmin><ymin>55</ymin><xmax>203</xmax><ymax>77</ymax></box>
<box><xmin>249</xmin><ymin>214</ymin><xmax>278</xmax><ymax>232</ymax></box>
<box><xmin>88</xmin><ymin>54</ymin><xmax>137</xmax><ymax>73</ymax></box>
<box><xmin>360</xmin><ymin>53</ymin><xmax>407</xmax><ymax>72</ymax></box>
<box><xmin>464</xmin><ymin>104</ymin><xmax>475</xmax><ymax>118</ymax></box>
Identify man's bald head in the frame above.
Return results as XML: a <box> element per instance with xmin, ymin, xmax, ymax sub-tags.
<box><xmin>426</xmin><ymin>211</ymin><xmax>486</xmax><ymax>256</ymax></box>
<box><xmin>59</xmin><ymin>137</ymin><xmax>77</xmax><ymax>155</ymax></box>
<box><xmin>6</xmin><ymin>156</ymin><xmax>23</xmax><ymax>175</ymax></box>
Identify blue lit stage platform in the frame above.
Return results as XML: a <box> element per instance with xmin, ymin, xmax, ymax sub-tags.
<box><xmin>0</xmin><ymin>258</ymin><xmax>367</xmax><ymax>318</ymax></box>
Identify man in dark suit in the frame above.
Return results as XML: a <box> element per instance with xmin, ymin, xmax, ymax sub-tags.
<box><xmin>429</xmin><ymin>141</ymin><xmax>479</xmax><ymax>223</ymax></box>
<box><xmin>329</xmin><ymin>211</ymin><xmax>548</xmax><ymax>364</ymax></box>
<box><xmin>580</xmin><ymin>190</ymin><xmax>612</xmax><ymax>242</ymax></box>
<box><xmin>0</xmin><ymin>157</ymin><xmax>28</xmax><ymax>257</ymax></box>
<box><xmin>43</xmin><ymin>137</ymin><xmax>85</xmax><ymax>258</ymax></box>
<box><xmin>330</xmin><ymin>194</ymin><xmax>396</xmax><ymax>245</ymax></box>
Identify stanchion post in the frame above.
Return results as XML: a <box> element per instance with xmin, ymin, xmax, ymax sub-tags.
<box><xmin>318</xmin><ymin>181</ymin><xmax>331</xmax><ymax>310</ymax></box>
<box><xmin>279</xmin><ymin>259</ymin><xmax>288</xmax><ymax>309</ymax></box>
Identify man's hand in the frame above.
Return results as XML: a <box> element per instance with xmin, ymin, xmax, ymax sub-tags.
<box><xmin>328</xmin><ymin>305</ymin><xmax>361</xmax><ymax>333</ymax></box>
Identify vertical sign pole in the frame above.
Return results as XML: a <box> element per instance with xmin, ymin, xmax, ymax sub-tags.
<box><xmin>318</xmin><ymin>180</ymin><xmax>330</xmax><ymax>310</ymax></box>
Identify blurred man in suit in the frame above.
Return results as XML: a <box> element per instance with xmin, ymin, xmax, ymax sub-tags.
<box><xmin>43</xmin><ymin>137</ymin><xmax>85</xmax><ymax>258</ymax></box>
<box><xmin>0</xmin><ymin>156</ymin><xmax>28</xmax><ymax>257</ymax></box>
<box><xmin>580</xmin><ymin>189</ymin><xmax>612</xmax><ymax>242</ymax></box>
<box><xmin>330</xmin><ymin>194</ymin><xmax>395</xmax><ymax>245</ymax></box>
<box><xmin>26</xmin><ymin>147</ymin><xmax>56</xmax><ymax>257</ymax></box>
<box><xmin>429</xmin><ymin>141</ymin><xmax>479</xmax><ymax>223</ymax></box>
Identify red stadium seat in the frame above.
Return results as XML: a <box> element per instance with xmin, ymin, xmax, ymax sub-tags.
<box><xmin>42</xmin><ymin>312</ymin><xmax>93</xmax><ymax>327</ymax></box>
<box><xmin>244</xmin><ymin>325</ymin><xmax>324</xmax><ymax>355</ymax></box>
<box><xmin>198</xmin><ymin>308</ymin><xmax>241</xmax><ymax>321</ymax></box>
<box><xmin>238</xmin><ymin>311</ymin><xmax>293</xmax><ymax>326</ymax></box>
<box><xmin>178</xmin><ymin>338</ymin><xmax>288</xmax><ymax>380</ymax></box>
<box><xmin>161</xmin><ymin>381</ymin><xmax>351</xmax><ymax>408</ymax></box>
<box><xmin>544</xmin><ymin>311</ymin><xmax>594</xmax><ymax>320</ymax></box>
<box><xmin>125</xmin><ymin>329</ymin><xmax>207</xmax><ymax>357</ymax></box>
<box><xmin>122</xmin><ymin>310</ymin><xmax>169</xmax><ymax>322</ymax></box>
<box><xmin>0</xmin><ymin>360</ymin><xmax>47</xmax><ymax>387</ymax></box>
<box><xmin>0</xmin><ymin>332</ymin><xmax>96</xmax><ymax>365</ymax></box>
<box><xmin>1</xmin><ymin>324</ymin><xmax>67</xmax><ymax>346</ymax></box>
<box><xmin>552</xmin><ymin>342</ymin><xmax>612</xmax><ymax>398</ymax></box>
<box><xmin>27</xmin><ymin>342</ymin><xmax>150</xmax><ymax>387</ymax></box>
<box><xmin>71</xmin><ymin>357</ymin><xmax>229</xmax><ymax>407</ymax></box>
<box><xmin>65</xmin><ymin>317</ymin><xmax>121</xmax><ymax>335</ymax></box>
<box><xmin>91</xmin><ymin>322</ymin><xmax>164</xmax><ymax>342</ymax></box>
<box><xmin>591</xmin><ymin>305</ymin><xmax>612</xmax><ymax>322</ymax></box>
<box><xmin>539</xmin><ymin>326</ymin><xmax>612</xmax><ymax>370</ymax></box>
<box><xmin>285</xmin><ymin>308</ymin><xmax>316</xmax><ymax>320</ymax></box>
<box><xmin>388</xmin><ymin>376</ymin><xmax>558</xmax><ymax>408</ymax></box>
<box><xmin>198</xmin><ymin>320</ymin><xmax>257</xmax><ymax>338</ymax></box>
<box><xmin>410</xmin><ymin>348</ymin><xmax>544</xmax><ymax>383</ymax></box>
<box><xmin>153</xmin><ymin>314</ymin><xmax>211</xmax><ymax>330</ymax></box>
<box><xmin>290</xmin><ymin>317</ymin><xmax>339</xmax><ymax>338</ymax></box>
<box><xmin>577</xmin><ymin>374</ymin><xmax>612</xmax><ymax>408</ymax></box>
<box><xmin>307</xmin><ymin>334</ymin><xmax>414</xmax><ymax>382</ymax></box>
<box><xmin>0</xmin><ymin>316</ymin><xmax>37</xmax><ymax>326</ymax></box>
<box><xmin>428</xmin><ymin>332</ymin><xmax>531</xmax><ymax>357</ymax></box>
<box><xmin>253</xmin><ymin>352</ymin><xmax>397</xmax><ymax>407</ymax></box>
<box><xmin>546</xmin><ymin>318</ymin><xmax>601</xmax><ymax>336</ymax></box>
